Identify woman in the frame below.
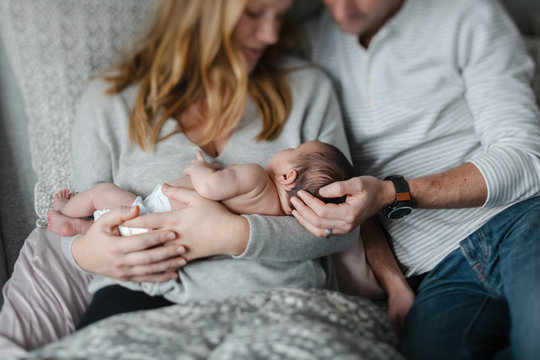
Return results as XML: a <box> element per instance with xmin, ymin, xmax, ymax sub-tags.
<box><xmin>0</xmin><ymin>0</ymin><xmax>359</xmax><ymax>355</ymax></box>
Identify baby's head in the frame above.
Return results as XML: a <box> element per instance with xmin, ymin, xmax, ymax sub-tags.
<box><xmin>268</xmin><ymin>141</ymin><xmax>355</xmax><ymax>215</ymax></box>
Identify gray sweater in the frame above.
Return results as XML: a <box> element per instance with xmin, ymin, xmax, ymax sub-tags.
<box><xmin>63</xmin><ymin>55</ymin><xmax>358</xmax><ymax>303</ymax></box>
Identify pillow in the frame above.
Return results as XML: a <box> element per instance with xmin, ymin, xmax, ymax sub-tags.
<box><xmin>0</xmin><ymin>0</ymin><xmax>156</xmax><ymax>225</ymax></box>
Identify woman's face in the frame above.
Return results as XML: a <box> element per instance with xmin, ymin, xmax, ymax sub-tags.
<box><xmin>233</xmin><ymin>0</ymin><xmax>293</xmax><ymax>72</ymax></box>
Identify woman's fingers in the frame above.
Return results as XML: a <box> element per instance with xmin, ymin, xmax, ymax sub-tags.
<box><xmin>99</xmin><ymin>205</ymin><xmax>140</xmax><ymax>229</ymax></box>
<box><xmin>122</xmin><ymin>243</ymin><xmax>186</xmax><ymax>267</ymax></box>
<box><xmin>105</xmin><ymin>243</ymin><xmax>187</xmax><ymax>281</ymax></box>
<box><xmin>121</xmin><ymin>211</ymin><xmax>176</xmax><ymax>229</ymax></box>
<box><xmin>162</xmin><ymin>184</ymin><xmax>201</xmax><ymax>204</ymax></box>
<box><xmin>108</xmin><ymin>229</ymin><xmax>177</xmax><ymax>254</ymax></box>
<box><xmin>124</xmin><ymin>254</ymin><xmax>186</xmax><ymax>277</ymax></box>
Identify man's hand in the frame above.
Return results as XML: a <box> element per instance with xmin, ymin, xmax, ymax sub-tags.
<box><xmin>290</xmin><ymin>176</ymin><xmax>394</xmax><ymax>237</ymax></box>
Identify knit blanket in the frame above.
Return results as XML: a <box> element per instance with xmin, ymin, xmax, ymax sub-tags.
<box><xmin>28</xmin><ymin>288</ymin><xmax>403</xmax><ymax>360</ymax></box>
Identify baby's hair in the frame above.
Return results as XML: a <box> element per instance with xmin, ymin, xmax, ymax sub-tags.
<box><xmin>288</xmin><ymin>142</ymin><xmax>355</xmax><ymax>204</ymax></box>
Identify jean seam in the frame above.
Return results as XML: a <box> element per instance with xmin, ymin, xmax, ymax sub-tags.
<box><xmin>461</xmin><ymin>230</ymin><xmax>499</xmax><ymax>297</ymax></box>
<box><xmin>461</xmin><ymin>295</ymin><xmax>491</xmax><ymax>359</ymax></box>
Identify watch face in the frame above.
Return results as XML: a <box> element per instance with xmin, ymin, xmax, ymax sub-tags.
<box><xmin>388</xmin><ymin>206</ymin><xmax>413</xmax><ymax>219</ymax></box>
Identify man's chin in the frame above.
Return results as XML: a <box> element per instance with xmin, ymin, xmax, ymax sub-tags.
<box><xmin>336</xmin><ymin>22</ymin><xmax>363</xmax><ymax>35</ymax></box>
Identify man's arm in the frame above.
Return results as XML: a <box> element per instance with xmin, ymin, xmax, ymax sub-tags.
<box><xmin>292</xmin><ymin>162</ymin><xmax>488</xmax><ymax>237</ymax></box>
<box><xmin>291</xmin><ymin>1</ymin><xmax>540</xmax><ymax>237</ymax></box>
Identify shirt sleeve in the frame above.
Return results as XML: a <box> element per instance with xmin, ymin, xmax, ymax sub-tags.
<box><xmin>71</xmin><ymin>80</ymin><xmax>116</xmax><ymax>192</ymax></box>
<box><xmin>62</xmin><ymin>80</ymin><xmax>117</xmax><ymax>268</ymax></box>
<box><xmin>459</xmin><ymin>0</ymin><xmax>540</xmax><ymax>206</ymax></box>
<box><xmin>236</xmin><ymin>69</ymin><xmax>358</xmax><ymax>262</ymax></box>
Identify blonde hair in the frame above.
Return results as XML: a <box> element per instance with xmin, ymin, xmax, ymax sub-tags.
<box><xmin>103</xmin><ymin>0</ymin><xmax>292</xmax><ymax>150</ymax></box>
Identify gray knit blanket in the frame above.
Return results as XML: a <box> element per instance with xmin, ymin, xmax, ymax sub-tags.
<box><xmin>28</xmin><ymin>288</ymin><xmax>403</xmax><ymax>360</ymax></box>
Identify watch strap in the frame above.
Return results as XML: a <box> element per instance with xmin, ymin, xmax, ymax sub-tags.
<box><xmin>383</xmin><ymin>175</ymin><xmax>412</xmax><ymax>219</ymax></box>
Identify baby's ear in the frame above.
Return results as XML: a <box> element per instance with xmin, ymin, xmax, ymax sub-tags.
<box><xmin>279</xmin><ymin>169</ymin><xmax>298</xmax><ymax>189</ymax></box>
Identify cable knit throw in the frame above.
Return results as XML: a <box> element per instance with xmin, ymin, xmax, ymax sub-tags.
<box><xmin>0</xmin><ymin>0</ymin><xmax>156</xmax><ymax>225</ymax></box>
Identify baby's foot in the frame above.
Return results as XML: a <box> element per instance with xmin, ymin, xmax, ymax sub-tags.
<box><xmin>47</xmin><ymin>209</ymin><xmax>92</xmax><ymax>237</ymax></box>
<box><xmin>53</xmin><ymin>189</ymin><xmax>74</xmax><ymax>211</ymax></box>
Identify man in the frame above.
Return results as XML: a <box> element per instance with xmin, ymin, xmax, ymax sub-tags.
<box><xmin>292</xmin><ymin>0</ymin><xmax>540</xmax><ymax>358</ymax></box>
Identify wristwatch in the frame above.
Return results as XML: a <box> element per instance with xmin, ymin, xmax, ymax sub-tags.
<box><xmin>383</xmin><ymin>175</ymin><xmax>413</xmax><ymax>219</ymax></box>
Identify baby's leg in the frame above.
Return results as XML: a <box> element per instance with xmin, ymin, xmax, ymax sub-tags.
<box><xmin>61</xmin><ymin>183</ymin><xmax>137</xmax><ymax>218</ymax></box>
<box><xmin>48</xmin><ymin>183</ymin><xmax>137</xmax><ymax>237</ymax></box>
<box><xmin>47</xmin><ymin>211</ymin><xmax>93</xmax><ymax>237</ymax></box>
<box><xmin>52</xmin><ymin>189</ymin><xmax>75</xmax><ymax>211</ymax></box>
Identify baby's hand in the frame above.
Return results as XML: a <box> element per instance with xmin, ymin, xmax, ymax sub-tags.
<box><xmin>184</xmin><ymin>150</ymin><xmax>221</xmax><ymax>176</ymax></box>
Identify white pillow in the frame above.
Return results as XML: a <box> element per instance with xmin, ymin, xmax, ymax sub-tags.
<box><xmin>0</xmin><ymin>0</ymin><xmax>156</xmax><ymax>224</ymax></box>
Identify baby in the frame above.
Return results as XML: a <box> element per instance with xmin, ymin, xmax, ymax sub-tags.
<box><xmin>48</xmin><ymin>141</ymin><xmax>354</xmax><ymax>237</ymax></box>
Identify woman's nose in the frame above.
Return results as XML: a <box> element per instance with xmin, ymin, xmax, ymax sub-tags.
<box><xmin>256</xmin><ymin>17</ymin><xmax>280</xmax><ymax>45</ymax></box>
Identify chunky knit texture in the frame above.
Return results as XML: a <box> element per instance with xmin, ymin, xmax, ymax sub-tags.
<box><xmin>0</xmin><ymin>0</ymin><xmax>156</xmax><ymax>224</ymax></box>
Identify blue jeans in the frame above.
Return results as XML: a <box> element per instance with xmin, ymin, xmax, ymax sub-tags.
<box><xmin>399</xmin><ymin>196</ymin><xmax>540</xmax><ymax>360</ymax></box>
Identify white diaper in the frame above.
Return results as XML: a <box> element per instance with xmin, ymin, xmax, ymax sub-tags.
<box><xmin>93</xmin><ymin>184</ymin><xmax>171</xmax><ymax>236</ymax></box>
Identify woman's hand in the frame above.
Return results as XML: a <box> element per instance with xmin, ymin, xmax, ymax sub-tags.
<box><xmin>290</xmin><ymin>176</ymin><xmax>394</xmax><ymax>237</ymax></box>
<box><xmin>122</xmin><ymin>184</ymin><xmax>250</xmax><ymax>261</ymax></box>
<box><xmin>72</xmin><ymin>206</ymin><xmax>187</xmax><ymax>282</ymax></box>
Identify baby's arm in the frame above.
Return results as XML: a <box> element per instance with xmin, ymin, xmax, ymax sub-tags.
<box><xmin>184</xmin><ymin>150</ymin><xmax>266</xmax><ymax>201</ymax></box>
<box><xmin>362</xmin><ymin>217</ymin><xmax>415</xmax><ymax>337</ymax></box>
